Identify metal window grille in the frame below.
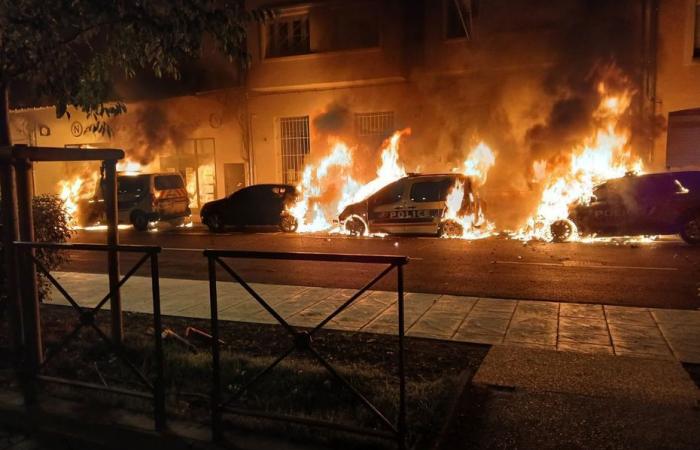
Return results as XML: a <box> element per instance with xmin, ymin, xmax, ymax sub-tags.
<box><xmin>355</xmin><ymin>111</ymin><xmax>395</xmax><ymax>137</ymax></box>
<box><xmin>280</xmin><ymin>116</ymin><xmax>310</xmax><ymax>185</ymax></box>
<box><xmin>267</xmin><ymin>15</ymin><xmax>310</xmax><ymax>57</ymax></box>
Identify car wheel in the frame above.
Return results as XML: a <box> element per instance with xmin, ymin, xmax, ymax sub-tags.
<box><xmin>279</xmin><ymin>213</ymin><xmax>298</xmax><ymax>233</ymax></box>
<box><xmin>344</xmin><ymin>217</ymin><xmax>366</xmax><ymax>236</ymax></box>
<box><xmin>439</xmin><ymin>219</ymin><xmax>464</xmax><ymax>238</ymax></box>
<box><xmin>550</xmin><ymin>219</ymin><xmax>575</xmax><ymax>243</ymax></box>
<box><xmin>205</xmin><ymin>213</ymin><xmax>224</xmax><ymax>233</ymax></box>
<box><xmin>680</xmin><ymin>214</ymin><xmax>700</xmax><ymax>245</ymax></box>
<box><xmin>131</xmin><ymin>211</ymin><xmax>149</xmax><ymax>231</ymax></box>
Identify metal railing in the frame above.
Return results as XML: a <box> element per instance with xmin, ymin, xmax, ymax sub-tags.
<box><xmin>13</xmin><ymin>241</ymin><xmax>166</xmax><ymax>431</ymax></box>
<box><xmin>204</xmin><ymin>249</ymin><xmax>409</xmax><ymax>449</ymax></box>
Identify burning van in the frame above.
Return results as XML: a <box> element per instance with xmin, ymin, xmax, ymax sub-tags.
<box><xmin>550</xmin><ymin>171</ymin><xmax>700</xmax><ymax>244</ymax></box>
<box><xmin>338</xmin><ymin>173</ymin><xmax>484</xmax><ymax>237</ymax></box>
<box><xmin>78</xmin><ymin>172</ymin><xmax>191</xmax><ymax>230</ymax></box>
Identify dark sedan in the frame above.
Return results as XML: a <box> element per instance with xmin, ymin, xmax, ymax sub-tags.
<box><xmin>200</xmin><ymin>184</ymin><xmax>299</xmax><ymax>232</ymax></box>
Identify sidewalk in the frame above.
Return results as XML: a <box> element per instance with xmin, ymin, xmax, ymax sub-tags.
<box><xmin>48</xmin><ymin>271</ymin><xmax>700</xmax><ymax>363</ymax></box>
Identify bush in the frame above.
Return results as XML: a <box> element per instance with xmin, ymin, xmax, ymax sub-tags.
<box><xmin>32</xmin><ymin>194</ymin><xmax>73</xmax><ymax>301</ymax></box>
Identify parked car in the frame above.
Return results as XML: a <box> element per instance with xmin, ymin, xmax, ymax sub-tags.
<box><xmin>550</xmin><ymin>171</ymin><xmax>700</xmax><ymax>244</ymax></box>
<box><xmin>200</xmin><ymin>184</ymin><xmax>299</xmax><ymax>232</ymax></box>
<box><xmin>79</xmin><ymin>172</ymin><xmax>191</xmax><ymax>231</ymax></box>
<box><xmin>338</xmin><ymin>173</ymin><xmax>482</xmax><ymax>236</ymax></box>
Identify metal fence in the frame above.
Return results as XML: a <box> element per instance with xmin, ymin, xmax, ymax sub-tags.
<box><xmin>204</xmin><ymin>249</ymin><xmax>409</xmax><ymax>449</ymax></box>
<box><xmin>7</xmin><ymin>245</ymin><xmax>411</xmax><ymax>448</ymax></box>
<box><xmin>13</xmin><ymin>241</ymin><xmax>166</xmax><ymax>431</ymax></box>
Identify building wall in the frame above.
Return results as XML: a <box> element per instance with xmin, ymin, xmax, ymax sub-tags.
<box><xmin>654</xmin><ymin>0</ymin><xmax>700</xmax><ymax>168</ymax></box>
<box><xmin>10</xmin><ymin>92</ymin><xmax>247</xmax><ymax>204</ymax></box>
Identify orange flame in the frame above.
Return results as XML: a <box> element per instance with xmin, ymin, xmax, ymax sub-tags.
<box><xmin>515</xmin><ymin>83</ymin><xmax>643</xmax><ymax>241</ymax></box>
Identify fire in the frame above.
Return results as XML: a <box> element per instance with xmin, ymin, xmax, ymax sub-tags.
<box><xmin>290</xmin><ymin>129</ymin><xmax>409</xmax><ymax>233</ymax></box>
<box><xmin>515</xmin><ymin>81</ymin><xmax>643</xmax><ymax>241</ymax></box>
<box><xmin>442</xmin><ymin>142</ymin><xmax>496</xmax><ymax>239</ymax></box>
<box><xmin>58</xmin><ymin>171</ymin><xmax>99</xmax><ymax>228</ymax></box>
<box><xmin>116</xmin><ymin>159</ymin><xmax>143</xmax><ymax>174</ymax></box>
<box><xmin>58</xmin><ymin>177</ymin><xmax>84</xmax><ymax>226</ymax></box>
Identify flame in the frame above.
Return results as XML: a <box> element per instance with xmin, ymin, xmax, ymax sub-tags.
<box><xmin>442</xmin><ymin>142</ymin><xmax>496</xmax><ymax>239</ymax></box>
<box><xmin>116</xmin><ymin>159</ymin><xmax>143</xmax><ymax>174</ymax></box>
<box><xmin>290</xmin><ymin>129</ymin><xmax>409</xmax><ymax>233</ymax></box>
<box><xmin>58</xmin><ymin>172</ymin><xmax>99</xmax><ymax>228</ymax></box>
<box><xmin>515</xmin><ymin>82</ymin><xmax>643</xmax><ymax>241</ymax></box>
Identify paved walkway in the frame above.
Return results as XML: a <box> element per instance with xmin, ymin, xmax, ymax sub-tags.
<box><xmin>47</xmin><ymin>272</ymin><xmax>700</xmax><ymax>364</ymax></box>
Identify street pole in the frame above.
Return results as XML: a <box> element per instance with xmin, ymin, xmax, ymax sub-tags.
<box><xmin>15</xmin><ymin>158</ymin><xmax>41</xmax><ymax>404</ymax></box>
<box><xmin>104</xmin><ymin>160</ymin><xmax>123</xmax><ymax>344</ymax></box>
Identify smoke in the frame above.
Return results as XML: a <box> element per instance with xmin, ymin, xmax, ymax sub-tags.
<box><xmin>110</xmin><ymin>103</ymin><xmax>194</xmax><ymax>166</ymax></box>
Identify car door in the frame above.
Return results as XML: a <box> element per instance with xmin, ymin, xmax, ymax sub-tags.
<box><xmin>404</xmin><ymin>177</ymin><xmax>453</xmax><ymax>234</ymax></box>
<box><xmin>584</xmin><ymin>181</ymin><xmax>629</xmax><ymax>235</ymax></box>
<box><xmin>225</xmin><ymin>188</ymin><xmax>253</xmax><ymax>225</ymax></box>
<box><xmin>367</xmin><ymin>179</ymin><xmax>408</xmax><ymax>234</ymax></box>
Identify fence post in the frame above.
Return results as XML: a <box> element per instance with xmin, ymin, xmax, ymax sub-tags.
<box><xmin>397</xmin><ymin>263</ymin><xmax>406</xmax><ymax>450</ymax></box>
<box><xmin>208</xmin><ymin>255</ymin><xmax>223</xmax><ymax>442</ymax></box>
<box><xmin>150</xmin><ymin>252</ymin><xmax>166</xmax><ymax>431</ymax></box>
<box><xmin>0</xmin><ymin>162</ymin><xmax>23</xmax><ymax>368</ymax></box>
<box><xmin>103</xmin><ymin>160</ymin><xmax>123</xmax><ymax>344</ymax></box>
<box><xmin>15</xmin><ymin>158</ymin><xmax>42</xmax><ymax>404</ymax></box>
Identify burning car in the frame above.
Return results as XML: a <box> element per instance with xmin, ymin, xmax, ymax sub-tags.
<box><xmin>200</xmin><ymin>184</ymin><xmax>299</xmax><ymax>233</ymax></box>
<box><xmin>550</xmin><ymin>171</ymin><xmax>700</xmax><ymax>244</ymax></box>
<box><xmin>78</xmin><ymin>172</ymin><xmax>191</xmax><ymax>231</ymax></box>
<box><xmin>338</xmin><ymin>173</ymin><xmax>483</xmax><ymax>236</ymax></box>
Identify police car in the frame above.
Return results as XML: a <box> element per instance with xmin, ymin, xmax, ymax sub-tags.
<box><xmin>338</xmin><ymin>173</ymin><xmax>481</xmax><ymax>236</ymax></box>
<box><xmin>550</xmin><ymin>171</ymin><xmax>700</xmax><ymax>244</ymax></box>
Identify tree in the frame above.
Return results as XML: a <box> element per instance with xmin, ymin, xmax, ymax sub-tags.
<box><xmin>0</xmin><ymin>0</ymin><xmax>271</xmax><ymax>145</ymax></box>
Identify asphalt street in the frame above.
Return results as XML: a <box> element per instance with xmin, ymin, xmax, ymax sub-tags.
<box><xmin>59</xmin><ymin>226</ymin><xmax>700</xmax><ymax>310</ymax></box>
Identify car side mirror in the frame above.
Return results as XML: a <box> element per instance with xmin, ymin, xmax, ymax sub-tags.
<box><xmin>674</xmin><ymin>180</ymin><xmax>690</xmax><ymax>195</ymax></box>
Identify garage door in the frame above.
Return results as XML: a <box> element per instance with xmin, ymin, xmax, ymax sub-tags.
<box><xmin>667</xmin><ymin>109</ymin><xmax>700</xmax><ymax>168</ymax></box>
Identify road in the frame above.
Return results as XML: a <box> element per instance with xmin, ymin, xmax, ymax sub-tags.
<box><xmin>59</xmin><ymin>225</ymin><xmax>700</xmax><ymax>310</ymax></box>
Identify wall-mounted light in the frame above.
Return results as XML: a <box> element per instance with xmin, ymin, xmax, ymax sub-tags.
<box><xmin>39</xmin><ymin>125</ymin><xmax>51</xmax><ymax>136</ymax></box>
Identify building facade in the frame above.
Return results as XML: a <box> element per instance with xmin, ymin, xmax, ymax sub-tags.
<box><xmin>12</xmin><ymin>0</ymin><xmax>684</xmax><ymax>215</ymax></box>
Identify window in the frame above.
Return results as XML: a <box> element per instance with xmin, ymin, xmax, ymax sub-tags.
<box><xmin>355</xmin><ymin>112</ymin><xmax>395</xmax><ymax>137</ymax></box>
<box><xmin>280</xmin><ymin>116</ymin><xmax>311</xmax><ymax>185</ymax></box>
<box><xmin>266</xmin><ymin>15</ymin><xmax>310</xmax><ymax>58</ymax></box>
<box><xmin>410</xmin><ymin>180</ymin><xmax>452</xmax><ymax>203</ymax></box>
<box><xmin>117</xmin><ymin>176</ymin><xmax>147</xmax><ymax>196</ymax></box>
<box><xmin>445</xmin><ymin>0</ymin><xmax>477</xmax><ymax>40</ymax></box>
<box><xmin>695</xmin><ymin>1</ymin><xmax>700</xmax><ymax>58</ymax></box>
<box><xmin>155</xmin><ymin>175</ymin><xmax>184</xmax><ymax>190</ymax></box>
<box><xmin>159</xmin><ymin>138</ymin><xmax>216</xmax><ymax>209</ymax></box>
<box><xmin>372</xmin><ymin>181</ymin><xmax>404</xmax><ymax>206</ymax></box>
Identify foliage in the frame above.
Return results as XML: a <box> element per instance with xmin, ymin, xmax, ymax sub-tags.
<box><xmin>0</xmin><ymin>0</ymin><xmax>271</xmax><ymax>133</ymax></box>
<box><xmin>32</xmin><ymin>194</ymin><xmax>73</xmax><ymax>301</ymax></box>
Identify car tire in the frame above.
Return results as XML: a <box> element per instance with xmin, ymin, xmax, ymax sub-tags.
<box><xmin>279</xmin><ymin>213</ymin><xmax>298</xmax><ymax>233</ymax></box>
<box><xmin>550</xmin><ymin>219</ymin><xmax>575</xmax><ymax>243</ymax></box>
<box><xmin>680</xmin><ymin>214</ymin><xmax>700</xmax><ymax>245</ymax></box>
<box><xmin>344</xmin><ymin>217</ymin><xmax>366</xmax><ymax>236</ymax></box>
<box><xmin>438</xmin><ymin>219</ymin><xmax>464</xmax><ymax>238</ymax></box>
<box><xmin>131</xmin><ymin>211</ymin><xmax>149</xmax><ymax>231</ymax></box>
<box><xmin>205</xmin><ymin>214</ymin><xmax>225</xmax><ymax>233</ymax></box>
